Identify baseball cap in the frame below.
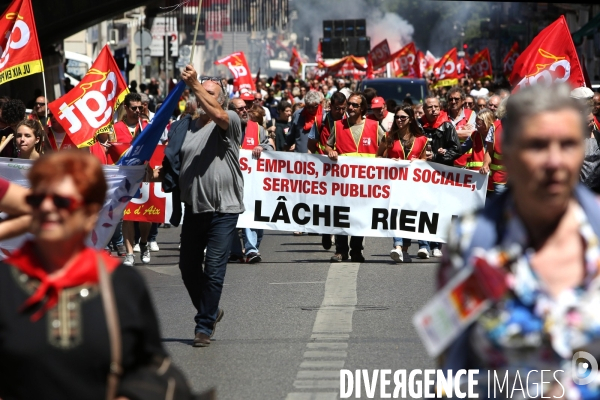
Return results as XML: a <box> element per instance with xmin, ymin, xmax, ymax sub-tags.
<box><xmin>240</xmin><ymin>92</ymin><xmax>255</xmax><ymax>101</ymax></box>
<box><xmin>371</xmin><ymin>97</ymin><xmax>385</xmax><ymax>109</ymax></box>
<box><xmin>570</xmin><ymin>87</ymin><xmax>594</xmax><ymax>100</ymax></box>
<box><xmin>339</xmin><ymin>88</ymin><xmax>352</xmax><ymax>99</ymax></box>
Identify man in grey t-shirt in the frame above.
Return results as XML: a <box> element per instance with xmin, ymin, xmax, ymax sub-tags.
<box><xmin>177</xmin><ymin>65</ymin><xmax>244</xmax><ymax>347</ymax></box>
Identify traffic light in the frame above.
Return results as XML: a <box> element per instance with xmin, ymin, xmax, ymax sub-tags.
<box><xmin>463</xmin><ymin>43</ymin><xmax>468</xmax><ymax>50</ymax></box>
<box><xmin>167</xmin><ymin>40</ymin><xmax>174</xmax><ymax>59</ymax></box>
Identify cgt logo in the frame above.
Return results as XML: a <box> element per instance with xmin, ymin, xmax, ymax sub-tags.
<box><xmin>514</xmin><ymin>49</ymin><xmax>570</xmax><ymax>90</ymax></box>
<box><xmin>399</xmin><ymin>53</ymin><xmax>415</xmax><ymax>72</ymax></box>
<box><xmin>58</xmin><ymin>69</ymin><xmax>119</xmax><ymax>134</ymax></box>
<box><xmin>471</xmin><ymin>59</ymin><xmax>490</xmax><ymax>78</ymax></box>
<box><xmin>0</xmin><ymin>12</ymin><xmax>31</xmax><ymax>69</ymax></box>
<box><xmin>438</xmin><ymin>60</ymin><xmax>456</xmax><ymax>80</ymax></box>
<box><xmin>504</xmin><ymin>52</ymin><xmax>519</xmax><ymax>74</ymax></box>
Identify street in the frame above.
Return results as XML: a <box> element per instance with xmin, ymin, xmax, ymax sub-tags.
<box><xmin>139</xmin><ymin>226</ymin><xmax>438</xmax><ymax>400</ymax></box>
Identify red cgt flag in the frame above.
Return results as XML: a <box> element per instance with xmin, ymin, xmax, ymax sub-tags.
<box><xmin>370</xmin><ymin>39</ymin><xmax>392</xmax><ymax>70</ymax></box>
<box><xmin>215</xmin><ymin>51</ymin><xmax>256</xmax><ymax>92</ymax></box>
<box><xmin>289</xmin><ymin>47</ymin><xmax>302</xmax><ymax>77</ymax></box>
<box><xmin>391</xmin><ymin>42</ymin><xmax>417</xmax><ymax>77</ymax></box>
<box><xmin>503</xmin><ymin>42</ymin><xmax>519</xmax><ymax>79</ymax></box>
<box><xmin>433</xmin><ymin>48</ymin><xmax>460</xmax><ymax>88</ymax></box>
<box><xmin>48</xmin><ymin>45</ymin><xmax>128</xmax><ymax>148</ymax></box>
<box><xmin>0</xmin><ymin>0</ymin><xmax>43</xmax><ymax>85</ymax></box>
<box><xmin>470</xmin><ymin>48</ymin><xmax>493</xmax><ymax>81</ymax></box>
<box><xmin>510</xmin><ymin>16</ymin><xmax>586</xmax><ymax>91</ymax></box>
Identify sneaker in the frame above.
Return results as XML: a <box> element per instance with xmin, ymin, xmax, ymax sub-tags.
<box><xmin>178</xmin><ymin>242</ymin><xmax>181</xmax><ymax>250</ymax></box>
<box><xmin>116</xmin><ymin>244</ymin><xmax>127</xmax><ymax>257</ymax></box>
<box><xmin>246</xmin><ymin>252</ymin><xmax>262</xmax><ymax>263</ymax></box>
<box><xmin>123</xmin><ymin>253</ymin><xmax>135</xmax><ymax>266</ymax></box>
<box><xmin>140</xmin><ymin>243</ymin><xmax>151</xmax><ymax>264</ymax></box>
<box><xmin>322</xmin><ymin>234</ymin><xmax>332</xmax><ymax>250</ymax></box>
<box><xmin>133</xmin><ymin>243</ymin><xmax>140</xmax><ymax>253</ymax></box>
<box><xmin>149</xmin><ymin>241</ymin><xmax>160</xmax><ymax>252</ymax></box>
<box><xmin>210</xmin><ymin>308</ymin><xmax>224</xmax><ymax>338</ymax></box>
<box><xmin>432</xmin><ymin>248</ymin><xmax>443</xmax><ymax>258</ymax></box>
<box><xmin>350</xmin><ymin>252</ymin><xmax>365</xmax><ymax>263</ymax></box>
<box><xmin>228</xmin><ymin>255</ymin><xmax>245</xmax><ymax>263</ymax></box>
<box><xmin>402</xmin><ymin>251</ymin><xmax>412</xmax><ymax>263</ymax></box>
<box><xmin>417</xmin><ymin>248</ymin><xmax>430</xmax><ymax>259</ymax></box>
<box><xmin>390</xmin><ymin>248</ymin><xmax>403</xmax><ymax>263</ymax></box>
<box><xmin>293</xmin><ymin>231</ymin><xmax>303</xmax><ymax>236</ymax></box>
<box><xmin>330</xmin><ymin>253</ymin><xmax>348</xmax><ymax>262</ymax></box>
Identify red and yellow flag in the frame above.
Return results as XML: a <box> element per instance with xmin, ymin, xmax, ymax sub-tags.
<box><xmin>0</xmin><ymin>0</ymin><xmax>43</xmax><ymax>85</ymax></box>
<box><xmin>391</xmin><ymin>42</ymin><xmax>417</xmax><ymax>78</ymax></box>
<box><xmin>433</xmin><ymin>48</ymin><xmax>460</xmax><ymax>88</ymax></box>
<box><xmin>289</xmin><ymin>47</ymin><xmax>302</xmax><ymax>77</ymax></box>
<box><xmin>370</xmin><ymin>39</ymin><xmax>393</xmax><ymax>70</ymax></box>
<box><xmin>48</xmin><ymin>45</ymin><xmax>129</xmax><ymax>148</ymax></box>
<box><xmin>470</xmin><ymin>48</ymin><xmax>493</xmax><ymax>81</ymax></box>
<box><xmin>510</xmin><ymin>16</ymin><xmax>586</xmax><ymax>91</ymax></box>
<box><xmin>503</xmin><ymin>42</ymin><xmax>519</xmax><ymax>79</ymax></box>
<box><xmin>215</xmin><ymin>51</ymin><xmax>255</xmax><ymax>92</ymax></box>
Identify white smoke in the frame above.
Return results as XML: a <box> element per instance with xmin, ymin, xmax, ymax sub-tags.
<box><xmin>291</xmin><ymin>0</ymin><xmax>414</xmax><ymax>55</ymax></box>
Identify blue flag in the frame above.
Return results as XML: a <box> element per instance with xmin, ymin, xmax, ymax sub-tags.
<box><xmin>117</xmin><ymin>80</ymin><xmax>187</xmax><ymax>166</ymax></box>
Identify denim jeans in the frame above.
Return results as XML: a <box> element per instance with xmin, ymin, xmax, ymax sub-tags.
<box><xmin>242</xmin><ymin>228</ymin><xmax>263</xmax><ymax>256</ymax></box>
<box><xmin>109</xmin><ymin>220</ymin><xmax>123</xmax><ymax>249</ymax></box>
<box><xmin>419</xmin><ymin>241</ymin><xmax>441</xmax><ymax>251</ymax></box>
<box><xmin>392</xmin><ymin>238</ymin><xmax>412</xmax><ymax>247</ymax></box>
<box><xmin>335</xmin><ymin>235</ymin><xmax>363</xmax><ymax>256</ymax></box>
<box><xmin>148</xmin><ymin>223</ymin><xmax>159</xmax><ymax>242</ymax></box>
<box><xmin>230</xmin><ymin>229</ymin><xmax>244</xmax><ymax>258</ymax></box>
<box><xmin>179</xmin><ymin>208</ymin><xmax>239</xmax><ymax>336</ymax></box>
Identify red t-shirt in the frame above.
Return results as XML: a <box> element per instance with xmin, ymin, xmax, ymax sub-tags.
<box><xmin>0</xmin><ymin>178</ymin><xmax>9</xmax><ymax>200</ymax></box>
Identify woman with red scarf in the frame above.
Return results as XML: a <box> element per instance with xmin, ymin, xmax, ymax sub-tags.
<box><xmin>377</xmin><ymin>105</ymin><xmax>428</xmax><ymax>263</ymax></box>
<box><xmin>0</xmin><ymin>151</ymin><xmax>167</xmax><ymax>399</ymax></box>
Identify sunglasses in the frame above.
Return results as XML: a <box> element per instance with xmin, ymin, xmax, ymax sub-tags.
<box><xmin>464</xmin><ymin>102</ymin><xmax>474</xmax><ymax>107</ymax></box>
<box><xmin>200</xmin><ymin>76</ymin><xmax>226</xmax><ymax>93</ymax></box>
<box><xmin>394</xmin><ymin>115</ymin><xmax>409</xmax><ymax>120</ymax></box>
<box><xmin>26</xmin><ymin>193</ymin><xmax>82</xmax><ymax>212</ymax></box>
<box><xmin>234</xmin><ymin>105</ymin><xmax>248</xmax><ymax>111</ymax></box>
<box><xmin>347</xmin><ymin>102</ymin><xmax>361</xmax><ymax>108</ymax></box>
<box><xmin>35</xmin><ymin>102</ymin><xmax>46</xmax><ymax>107</ymax></box>
<box><xmin>129</xmin><ymin>106</ymin><xmax>143</xmax><ymax>112</ymax></box>
<box><xmin>448</xmin><ymin>97</ymin><xmax>461</xmax><ymax>102</ymax></box>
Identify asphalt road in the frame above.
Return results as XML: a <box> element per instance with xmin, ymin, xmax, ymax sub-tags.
<box><xmin>136</xmin><ymin>225</ymin><xmax>439</xmax><ymax>400</ymax></box>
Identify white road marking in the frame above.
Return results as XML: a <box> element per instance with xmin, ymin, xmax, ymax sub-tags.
<box><xmin>296</xmin><ymin>370</ymin><xmax>340</xmax><ymax>379</ymax></box>
<box><xmin>269</xmin><ymin>281</ymin><xmax>326</xmax><ymax>285</ymax></box>
<box><xmin>303</xmin><ymin>351</ymin><xmax>347</xmax><ymax>358</ymax></box>
<box><xmin>306</xmin><ymin>343</ymin><xmax>348</xmax><ymax>350</ymax></box>
<box><xmin>299</xmin><ymin>360</ymin><xmax>345</xmax><ymax>369</ymax></box>
<box><xmin>293</xmin><ymin>380</ymin><xmax>340</xmax><ymax>389</ymax></box>
<box><xmin>285</xmin><ymin>393</ymin><xmax>338</xmax><ymax>400</ymax></box>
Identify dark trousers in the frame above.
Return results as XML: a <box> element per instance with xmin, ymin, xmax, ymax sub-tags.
<box><xmin>335</xmin><ymin>235</ymin><xmax>364</xmax><ymax>256</ymax></box>
<box><xmin>179</xmin><ymin>208</ymin><xmax>239</xmax><ymax>336</ymax></box>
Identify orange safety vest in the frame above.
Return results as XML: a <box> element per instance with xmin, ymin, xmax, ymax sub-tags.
<box><xmin>385</xmin><ymin>134</ymin><xmax>427</xmax><ymax>160</ymax></box>
<box><xmin>241</xmin><ymin>121</ymin><xmax>260</xmax><ymax>150</ymax></box>
<box><xmin>318</xmin><ymin>113</ymin><xmax>337</xmax><ymax>155</ymax></box>
<box><xmin>452</xmin><ymin>108</ymin><xmax>474</xmax><ymax>168</ymax></box>
<box><xmin>46</xmin><ymin>126</ymin><xmax>76</xmax><ymax>151</ymax></box>
<box><xmin>334</xmin><ymin>118</ymin><xmax>379</xmax><ymax>157</ymax></box>
<box><xmin>488</xmin><ymin>119</ymin><xmax>506</xmax><ymax>191</ymax></box>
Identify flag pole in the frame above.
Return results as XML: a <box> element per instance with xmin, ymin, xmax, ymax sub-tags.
<box><xmin>190</xmin><ymin>0</ymin><xmax>203</xmax><ymax>65</ymax></box>
<box><xmin>42</xmin><ymin>70</ymin><xmax>48</xmax><ymax>121</ymax></box>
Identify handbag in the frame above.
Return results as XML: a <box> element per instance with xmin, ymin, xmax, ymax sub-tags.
<box><xmin>97</xmin><ymin>256</ymin><xmax>215</xmax><ymax>400</ymax></box>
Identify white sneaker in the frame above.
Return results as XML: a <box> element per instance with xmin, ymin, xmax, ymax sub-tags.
<box><xmin>390</xmin><ymin>248</ymin><xmax>403</xmax><ymax>263</ymax></box>
<box><xmin>432</xmin><ymin>249</ymin><xmax>443</xmax><ymax>258</ymax></box>
<box><xmin>402</xmin><ymin>251</ymin><xmax>412</xmax><ymax>263</ymax></box>
<box><xmin>140</xmin><ymin>243</ymin><xmax>151</xmax><ymax>264</ymax></box>
<box><xmin>133</xmin><ymin>243</ymin><xmax>140</xmax><ymax>253</ymax></box>
<box><xmin>417</xmin><ymin>248</ymin><xmax>430</xmax><ymax>259</ymax></box>
<box><xmin>149</xmin><ymin>241</ymin><xmax>160</xmax><ymax>252</ymax></box>
<box><xmin>123</xmin><ymin>254</ymin><xmax>135</xmax><ymax>266</ymax></box>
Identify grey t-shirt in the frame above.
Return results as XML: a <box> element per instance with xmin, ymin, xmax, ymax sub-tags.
<box><xmin>179</xmin><ymin>110</ymin><xmax>245</xmax><ymax>214</ymax></box>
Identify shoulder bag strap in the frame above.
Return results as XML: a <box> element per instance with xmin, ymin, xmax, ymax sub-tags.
<box><xmin>97</xmin><ymin>255</ymin><xmax>122</xmax><ymax>400</ymax></box>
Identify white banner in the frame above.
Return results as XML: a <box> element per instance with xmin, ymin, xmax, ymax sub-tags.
<box><xmin>237</xmin><ymin>150</ymin><xmax>487</xmax><ymax>242</ymax></box>
<box><xmin>0</xmin><ymin>158</ymin><xmax>145</xmax><ymax>255</ymax></box>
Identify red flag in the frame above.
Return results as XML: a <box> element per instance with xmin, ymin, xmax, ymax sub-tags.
<box><xmin>369</xmin><ymin>39</ymin><xmax>392</xmax><ymax>70</ymax></box>
<box><xmin>0</xmin><ymin>0</ymin><xmax>43</xmax><ymax>85</ymax></box>
<box><xmin>316</xmin><ymin>41</ymin><xmax>324</xmax><ymax>66</ymax></box>
<box><xmin>289</xmin><ymin>47</ymin><xmax>302</xmax><ymax>77</ymax></box>
<box><xmin>433</xmin><ymin>48</ymin><xmax>460</xmax><ymax>88</ymax></box>
<box><xmin>457</xmin><ymin>58</ymin><xmax>466</xmax><ymax>80</ymax></box>
<box><xmin>391</xmin><ymin>42</ymin><xmax>417</xmax><ymax>77</ymax></box>
<box><xmin>503</xmin><ymin>42</ymin><xmax>520</xmax><ymax>79</ymax></box>
<box><xmin>510</xmin><ymin>16</ymin><xmax>586</xmax><ymax>91</ymax></box>
<box><xmin>409</xmin><ymin>50</ymin><xmax>425</xmax><ymax>79</ymax></box>
<box><xmin>215</xmin><ymin>51</ymin><xmax>256</xmax><ymax>92</ymax></box>
<box><xmin>470</xmin><ymin>48</ymin><xmax>493</xmax><ymax>81</ymax></box>
<box><xmin>48</xmin><ymin>45</ymin><xmax>129</xmax><ymax>148</ymax></box>
<box><xmin>366</xmin><ymin>54</ymin><xmax>374</xmax><ymax>79</ymax></box>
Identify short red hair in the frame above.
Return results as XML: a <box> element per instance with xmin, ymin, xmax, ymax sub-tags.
<box><xmin>28</xmin><ymin>150</ymin><xmax>106</xmax><ymax>206</ymax></box>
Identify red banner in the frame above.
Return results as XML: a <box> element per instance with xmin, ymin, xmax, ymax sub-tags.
<box><xmin>503</xmin><ymin>42</ymin><xmax>519</xmax><ymax>79</ymax></box>
<box><xmin>391</xmin><ymin>42</ymin><xmax>417</xmax><ymax>78</ymax></box>
<box><xmin>470</xmin><ymin>48</ymin><xmax>493</xmax><ymax>81</ymax></box>
<box><xmin>370</xmin><ymin>39</ymin><xmax>393</xmax><ymax>70</ymax></box>
<box><xmin>123</xmin><ymin>145</ymin><xmax>172</xmax><ymax>223</ymax></box>
<box><xmin>215</xmin><ymin>51</ymin><xmax>256</xmax><ymax>92</ymax></box>
<box><xmin>289</xmin><ymin>47</ymin><xmax>302</xmax><ymax>77</ymax></box>
<box><xmin>510</xmin><ymin>16</ymin><xmax>586</xmax><ymax>91</ymax></box>
<box><xmin>0</xmin><ymin>0</ymin><xmax>43</xmax><ymax>85</ymax></box>
<box><xmin>48</xmin><ymin>45</ymin><xmax>128</xmax><ymax>148</ymax></box>
<box><xmin>433</xmin><ymin>48</ymin><xmax>460</xmax><ymax>88</ymax></box>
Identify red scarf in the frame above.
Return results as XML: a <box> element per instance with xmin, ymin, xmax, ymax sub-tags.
<box><xmin>5</xmin><ymin>241</ymin><xmax>120</xmax><ymax>321</ymax></box>
<box><xmin>421</xmin><ymin>111</ymin><xmax>449</xmax><ymax>130</ymax></box>
<box><xmin>301</xmin><ymin>104</ymin><xmax>323</xmax><ymax>131</ymax></box>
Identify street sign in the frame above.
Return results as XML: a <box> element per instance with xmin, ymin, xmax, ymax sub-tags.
<box><xmin>179</xmin><ymin>45</ymin><xmax>191</xmax><ymax>58</ymax></box>
<box><xmin>150</xmin><ymin>17</ymin><xmax>179</xmax><ymax>57</ymax></box>
<box><xmin>133</xmin><ymin>29</ymin><xmax>153</xmax><ymax>48</ymax></box>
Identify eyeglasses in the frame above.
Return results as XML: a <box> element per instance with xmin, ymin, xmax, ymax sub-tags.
<box><xmin>26</xmin><ymin>193</ymin><xmax>82</xmax><ymax>212</ymax></box>
<box><xmin>200</xmin><ymin>76</ymin><xmax>226</xmax><ymax>93</ymax></box>
<box><xmin>35</xmin><ymin>102</ymin><xmax>46</xmax><ymax>107</ymax></box>
<box><xmin>347</xmin><ymin>102</ymin><xmax>361</xmax><ymax>109</ymax></box>
<box><xmin>129</xmin><ymin>106</ymin><xmax>143</xmax><ymax>112</ymax></box>
<box><xmin>394</xmin><ymin>115</ymin><xmax>409</xmax><ymax>121</ymax></box>
<box><xmin>448</xmin><ymin>97</ymin><xmax>461</xmax><ymax>102</ymax></box>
